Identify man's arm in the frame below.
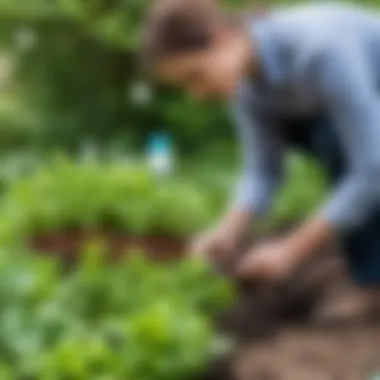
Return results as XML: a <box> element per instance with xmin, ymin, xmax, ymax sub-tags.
<box><xmin>221</xmin><ymin>83</ymin><xmax>285</xmax><ymax>237</ymax></box>
<box><xmin>281</xmin><ymin>37</ymin><xmax>380</xmax><ymax>262</ymax></box>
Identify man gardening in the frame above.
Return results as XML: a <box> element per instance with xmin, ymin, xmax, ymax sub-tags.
<box><xmin>142</xmin><ymin>0</ymin><xmax>380</xmax><ymax>322</ymax></box>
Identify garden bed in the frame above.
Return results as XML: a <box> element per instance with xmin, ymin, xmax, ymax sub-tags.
<box><xmin>30</xmin><ymin>231</ymin><xmax>380</xmax><ymax>379</ymax></box>
<box><xmin>31</xmin><ymin>233</ymin><xmax>380</xmax><ymax>379</ymax></box>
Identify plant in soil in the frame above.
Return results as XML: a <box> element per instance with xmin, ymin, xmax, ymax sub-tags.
<box><xmin>0</xmin><ymin>243</ymin><xmax>235</xmax><ymax>379</ymax></box>
<box><xmin>0</xmin><ymin>155</ymin><xmax>215</xmax><ymax>251</ymax></box>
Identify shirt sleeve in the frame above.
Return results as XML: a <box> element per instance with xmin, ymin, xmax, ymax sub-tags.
<box><xmin>312</xmin><ymin>38</ymin><xmax>380</xmax><ymax>231</ymax></box>
<box><xmin>230</xmin><ymin>84</ymin><xmax>284</xmax><ymax>216</ymax></box>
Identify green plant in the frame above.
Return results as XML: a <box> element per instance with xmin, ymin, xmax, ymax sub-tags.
<box><xmin>187</xmin><ymin>150</ymin><xmax>328</xmax><ymax>230</ymax></box>
<box><xmin>0</xmin><ymin>155</ymin><xmax>214</xmax><ymax>243</ymax></box>
<box><xmin>0</xmin><ymin>245</ymin><xmax>234</xmax><ymax>379</ymax></box>
<box><xmin>269</xmin><ymin>151</ymin><xmax>327</xmax><ymax>228</ymax></box>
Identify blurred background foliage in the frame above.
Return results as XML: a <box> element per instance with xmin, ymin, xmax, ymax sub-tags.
<box><xmin>0</xmin><ymin>0</ymin><xmax>334</xmax><ymax>230</ymax></box>
<box><xmin>0</xmin><ymin>0</ymin><xmax>235</xmax><ymax>153</ymax></box>
<box><xmin>0</xmin><ymin>0</ymin><xmax>372</xmax><ymax>153</ymax></box>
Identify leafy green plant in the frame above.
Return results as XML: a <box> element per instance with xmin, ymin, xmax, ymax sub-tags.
<box><xmin>0</xmin><ymin>245</ymin><xmax>234</xmax><ymax>379</ymax></box>
<box><xmin>187</xmin><ymin>150</ymin><xmax>328</xmax><ymax>230</ymax></box>
<box><xmin>0</xmin><ymin>149</ymin><xmax>328</xmax><ymax>246</ymax></box>
<box><xmin>0</xmin><ymin>155</ymin><xmax>214</xmax><ymax>243</ymax></box>
<box><xmin>270</xmin><ymin>152</ymin><xmax>327</xmax><ymax>228</ymax></box>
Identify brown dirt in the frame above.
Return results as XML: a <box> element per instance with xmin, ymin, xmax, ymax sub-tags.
<box><xmin>30</xmin><ymin>231</ymin><xmax>185</xmax><ymax>262</ymax></box>
<box><xmin>215</xmin><ymin>247</ymin><xmax>380</xmax><ymax>380</ymax></box>
<box><xmin>231</xmin><ymin>326</ymin><xmax>380</xmax><ymax>380</ymax></box>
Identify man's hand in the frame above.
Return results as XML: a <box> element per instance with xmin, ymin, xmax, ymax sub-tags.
<box><xmin>237</xmin><ymin>239</ymin><xmax>298</xmax><ymax>283</ymax></box>
<box><xmin>189</xmin><ymin>208</ymin><xmax>252</xmax><ymax>262</ymax></box>
<box><xmin>189</xmin><ymin>226</ymin><xmax>238</xmax><ymax>261</ymax></box>
<box><xmin>237</xmin><ymin>216</ymin><xmax>336</xmax><ymax>283</ymax></box>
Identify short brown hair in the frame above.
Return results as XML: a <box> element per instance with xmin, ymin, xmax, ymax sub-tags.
<box><xmin>142</xmin><ymin>0</ymin><xmax>221</xmax><ymax>70</ymax></box>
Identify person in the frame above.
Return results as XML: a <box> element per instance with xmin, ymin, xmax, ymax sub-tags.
<box><xmin>142</xmin><ymin>0</ymin><xmax>380</xmax><ymax>322</ymax></box>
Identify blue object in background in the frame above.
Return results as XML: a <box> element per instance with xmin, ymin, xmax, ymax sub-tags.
<box><xmin>147</xmin><ymin>133</ymin><xmax>171</xmax><ymax>154</ymax></box>
<box><xmin>146</xmin><ymin>132</ymin><xmax>174</xmax><ymax>176</ymax></box>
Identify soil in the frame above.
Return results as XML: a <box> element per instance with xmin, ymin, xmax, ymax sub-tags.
<box><xmin>30</xmin><ymin>231</ymin><xmax>185</xmax><ymax>262</ymax></box>
<box><xmin>214</xmin><ymin>247</ymin><xmax>380</xmax><ymax>380</ymax></box>
<box><xmin>231</xmin><ymin>326</ymin><xmax>380</xmax><ymax>380</ymax></box>
<box><xmin>30</xmin><ymin>231</ymin><xmax>380</xmax><ymax>379</ymax></box>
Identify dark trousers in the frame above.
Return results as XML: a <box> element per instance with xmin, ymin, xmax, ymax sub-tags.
<box><xmin>281</xmin><ymin>115</ymin><xmax>380</xmax><ymax>287</ymax></box>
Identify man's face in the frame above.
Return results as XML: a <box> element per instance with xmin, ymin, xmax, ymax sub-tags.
<box><xmin>154</xmin><ymin>41</ymin><xmax>243</xmax><ymax>100</ymax></box>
